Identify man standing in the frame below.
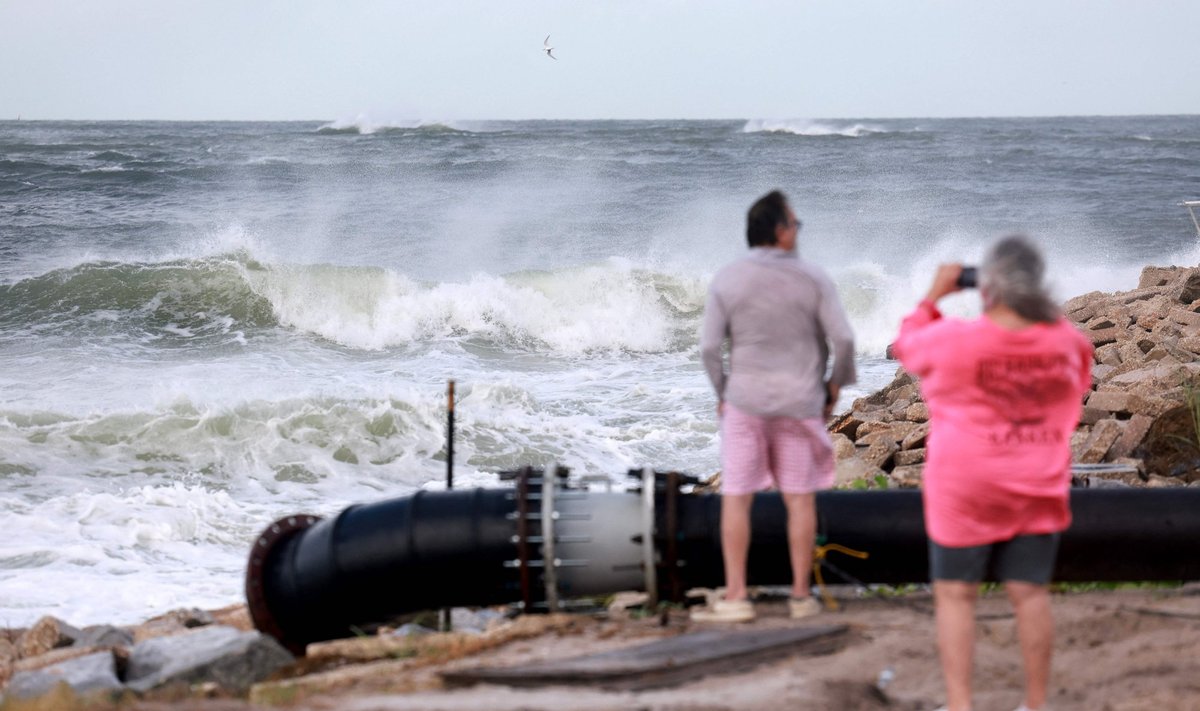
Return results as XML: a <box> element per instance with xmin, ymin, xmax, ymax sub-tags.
<box><xmin>695</xmin><ymin>190</ymin><xmax>856</xmax><ymax>622</ymax></box>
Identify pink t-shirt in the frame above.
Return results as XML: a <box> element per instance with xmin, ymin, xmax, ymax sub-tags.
<box><xmin>892</xmin><ymin>301</ymin><xmax>1093</xmax><ymax>547</ymax></box>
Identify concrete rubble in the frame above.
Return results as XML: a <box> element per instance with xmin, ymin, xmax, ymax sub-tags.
<box><xmin>830</xmin><ymin>264</ymin><xmax>1200</xmax><ymax>490</ymax></box>
<box><xmin>0</xmin><ymin>607</ymin><xmax>292</xmax><ymax>705</ymax></box>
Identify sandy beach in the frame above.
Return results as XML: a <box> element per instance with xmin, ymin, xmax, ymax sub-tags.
<box><xmin>37</xmin><ymin>585</ymin><xmax>1183</xmax><ymax>711</ymax></box>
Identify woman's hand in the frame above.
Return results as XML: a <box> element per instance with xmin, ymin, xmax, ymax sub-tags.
<box><xmin>925</xmin><ymin>263</ymin><xmax>964</xmax><ymax>303</ymax></box>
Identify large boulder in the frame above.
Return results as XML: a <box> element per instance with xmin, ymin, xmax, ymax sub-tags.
<box><xmin>4</xmin><ymin>650</ymin><xmax>122</xmax><ymax>700</ymax></box>
<box><xmin>125</xmin><ymin>625</ymin><xmax>294</xmax><ymax>695</ymax></box>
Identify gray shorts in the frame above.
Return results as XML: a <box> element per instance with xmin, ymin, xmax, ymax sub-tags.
<box><xmin>928</xmin><ymin>533</ymin><xmax>1061</xmax><ymax>584</ymax></box>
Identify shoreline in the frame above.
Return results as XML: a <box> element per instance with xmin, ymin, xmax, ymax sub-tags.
<box><xmin>3</xmin><ymin>586</ymin><xmax>1199</xmax><ymax>710</ymax></box>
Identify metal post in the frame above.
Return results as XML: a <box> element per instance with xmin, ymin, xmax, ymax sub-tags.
<box><xmin>440</xmin><ymin>380</ymin><xmax>456</xmax><ymax>632</ymax></box>
<box><xmin>1183</xmin><ymin>201</ymin><xmax>1200</xmax><ymax>238</ymax></box>
<box><xmin>446</xmin><ymin>380</ymin><xmax>455</xmax><ymax>491</ymax></box>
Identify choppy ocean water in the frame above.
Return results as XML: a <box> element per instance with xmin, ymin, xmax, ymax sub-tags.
<box><xmin>1</xmin><ymin>116</ymin><xmax>1198</xmax><ymax>626</ymax></box>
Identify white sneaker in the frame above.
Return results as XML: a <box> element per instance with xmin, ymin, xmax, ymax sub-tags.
<box><xmin>689</xmin><ymin>598</ymin><xmax>755</xmax><ymax>623</ymax></box>
<box><xmin>789</xmin><ymin>596</ymin><xmax>822</xmax><ymax>619</ymax></box>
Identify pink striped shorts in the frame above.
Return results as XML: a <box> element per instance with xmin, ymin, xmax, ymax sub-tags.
<box><xmin>720</xmin><ymin>402</ymin><xmax>835</xmax><ymax>495</ymax></box>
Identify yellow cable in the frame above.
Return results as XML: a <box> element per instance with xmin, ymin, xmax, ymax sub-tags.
<box><xmin>811</xmin><ymin>542</ymin><xmax>870</xmax><ymax>612</ymax></box>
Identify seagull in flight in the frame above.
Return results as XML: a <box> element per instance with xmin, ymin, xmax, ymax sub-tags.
<box><xmin>543</xmin><ymin>35</ymin><xmax>556</xmax><ymax>60</ymax></box>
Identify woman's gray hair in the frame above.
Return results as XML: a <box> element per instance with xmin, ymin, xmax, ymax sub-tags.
<box><xmin>980</xmin><ymin>234</ymin><xmax>1060</xmax><ymax>323</ymax></box>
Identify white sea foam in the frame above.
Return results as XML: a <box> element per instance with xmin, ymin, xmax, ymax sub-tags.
<box><xmin>316</xmin><ymin>114</ymin><xmax>478</xmax><ymax>135</ymax></box>
<box><xmin>742</xmin><ymin>119</ymin><xmax>892</xmax><ymax>137</ymax></box>
<box><xmin>242</xmin><ymin>258</ymin><xmax>707</xmax><ymax>354</ymax></box>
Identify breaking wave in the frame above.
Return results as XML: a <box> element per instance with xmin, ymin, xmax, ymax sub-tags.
<box><xmin>316</xmin><ymin>117</ymin><xmax>479</xmax><ymax>135</ymax></box>
<box><xmin>742</xmin><ymin>119</ymin><xmax>894</xmax><ymax>137</ymax></box>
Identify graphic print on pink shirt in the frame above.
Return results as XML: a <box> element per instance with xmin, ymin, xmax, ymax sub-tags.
<box><xmin>976</xmin><ymin>352</ymin><xmax>1078</xmax><ymax>445</ymax></box>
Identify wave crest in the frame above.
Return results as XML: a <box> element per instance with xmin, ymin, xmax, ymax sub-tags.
<box><xmin>316</xmin><ymin>117</ymin><xmax>476</xmax><ymax>135</ymax></box>
<box><xmin>0</xmin><ymin>254</ymin><xmax>276</xmax><ymax>342</ymax></box>
<box><xmin>248</xmin><ymin>259</ymin><xmax>707</xmax><ymax>354</ymax></box>
<box><xmin>742</xmin><ymin>119</ymin><xmax>890</xmax><ymax>137</ymax></box>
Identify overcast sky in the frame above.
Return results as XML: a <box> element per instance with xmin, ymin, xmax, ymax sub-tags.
<box><xmin>1</xmin><ymin>0</ymin><xmax>1197</xmax><ymax>122</ymax></box>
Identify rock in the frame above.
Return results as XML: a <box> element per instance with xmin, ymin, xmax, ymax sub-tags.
<box><xmin>1117</xmin><ymin>341</ymin><xmax>1149</xmax><ymax>367</ymax></box>
<box><xmin>1177</xmin><ymin>336</ymin><xmax>1200</xmax><ymax>355</ymax></box>
<box><xmin>4</xmin><ymin>650</ymin><xmax>122</xmax><ymax>700</ymax></box>
<box><xmin>1094</xmin><ymin>343</ymin><xmax>1122</xmax><ymax>367</ymax></box>
<box><xmin>1063</xmin><ymin>290</ymin><xmax>1106</xmax><ymax>322</ymax></box>
<box><xmin>1086</xmin><ymin>390</ymin><xmax>1132</xmax><ymax>415</ymax></box>
<box><xmin>829</xmin><ymin>413</ymin><xmax>863</xmax><ymax>441</ymax></box>
<box><xmin>1127</xmin><ymin>296</ymin><xmax>1172</xmax><ymax>326</ymax></box>
<box><xmin>1086</xmin><ymin>326</ymin><xmax>1122</xmax><ymax>347</ymax></box>
<box><xmin>890</xmin><ymin>465</ymin><xmax>924</xmax><ymax>488</ymax></box>
<box><xmin>17</xmin><ymin>616</ymin><xmax>82</xmax><ymax>659</ymax></box>
<box><xmin>125</xmin><ymin>625</ymin><xmax>294</xmax><ymax>695</ymax></box>
<box><xmin>857</xmin><ymin>432</ymin><xmax>900</xmax><ymax>470</ymax></box>
<box><xmin>1079</xmin><ymin>406</ymin><xmax>1109</xmax><ymax>426</ymax></box>
<box><xmin>854</xmin><ymin>420</ymin><xmax>897</xmax><ymax>440</ymax></box>
<box><xmin>830</xmin><ymin>433</ymin><xmax>856</xmax><ymax>461</ymax></box>
<box><xmin>1147</xmin><ymin>474</ymin><xmax>1186</xmax><ymax>488</ymax></box>
<box><xmin>1107</xmin><ymin>414</ymin><xmax>1154</xmax><ymax>460</ymax></box>
<box><xmin>1091</xmin><ymin>363</ymin><xmax>1116</xmax><ymax>382</ymax></box>
<box><xmin>1171</xmin><ymin>272</ymin><xmax>1200</xmax><ymax>304</ymax></box>
<box><xmin>74</xmin><ymin>625</ymin><xmax>134</xmax><ymax>649</ymax></box>
<box><xmin>1169</xmin><ymin>308</ymin><xmax>1200</xmax><ymax>329</ymax></box>
<box><xmin>1109</xmin><ymin>362</ymin><xmax>1200</xmax><ymax>391</ymax></box>
<box><xmin>900</xmin><ymin>423</ymin><xmax>930</xmax><ymax>450</ymax></box>
<box><xmin>209</xmin><ymin>605</ymin><xmax>255</xmax><ymax>633</ymax></box>
<box><xmin>134</xmin><ymin>608</ymin><xmax>216</xmax><ymax>643</ymax></box>
<box><xmin>1138</xmin><ymin>266</ymin><xmax>1184</xmax><ymax>290</ymax></box>
<box><xmin>834</xmin><ymin>457</ymin><xmax>886</xmax><ymax>488</ymax></box>
<box><xmin>893</xmin><ymin>448</ymin><xmax>925</xmax><ymax>467</ymax></box>
<box><xmin>260</xmin><ymin>615</ymin><xmax>585</xmax><ymax>703</ymax></box>
<box><xmin>0</xmin><ymin>637</ymin><xmax>16</xmax><ymax>688</ymax></box>
<box><xmin>1075</xmin><ymin>419</ymin><xmax>1123</xmax><ymax>464</ymax></box>
<box><xmin>1143</xmin><ymin>346</ymin><xmax>1178</xmax><ymax>363</ymax></box>
<box><xmin>886</xmin><ymin>383</ymin><xmax>919</xmax><ymax>406</ymax></box>
<box><xmin>904</xmin><ymin>402</ymin><xmax>929</xmax><ymax>422</ymax></box>
<box><xmin>14</xmin><ymin>644</ymin><xmax>127</xmax><ymax>673</ymax></box>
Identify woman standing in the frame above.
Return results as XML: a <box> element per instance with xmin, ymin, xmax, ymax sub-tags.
<box><xmin>891</xmin><ymin>235</ymin><xmax>1092</xmax><ymax>711</ymax></box>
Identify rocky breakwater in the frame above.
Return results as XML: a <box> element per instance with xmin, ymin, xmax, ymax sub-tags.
<box><xmin>0</xmin><ymin>607</ymin><xmax>294</xmax><ymax>707</ymax></box>
<box><xmin>0</xmin><ymin>605</ymin><xmax>582</xmax><ymax>708</ymax></box>
<box><xmin>828</xmin><ymin>265</ymin><xmax>1200</xmax><ymax>490</ymax></box>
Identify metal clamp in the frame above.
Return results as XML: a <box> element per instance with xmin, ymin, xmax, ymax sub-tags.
<box><xmin>641</xmin><ymin>466</ymin><xmax>658</xmax><ymax>608</ymax></box>
<box><xmin>541</xmin><ymin>464</ymin><xmax>561</xmax><ymax>611</ymax></box>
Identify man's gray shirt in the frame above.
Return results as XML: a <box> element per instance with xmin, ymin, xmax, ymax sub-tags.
<box><xmin>700</xmin><ymin>248</ymin><xmax>856</xmax><ymax>419</ymax></box>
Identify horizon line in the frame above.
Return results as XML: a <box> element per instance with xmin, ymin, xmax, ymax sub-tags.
<box><xmin>3</xmin><ymin>112</ymin><xmax>1199</xmax><ymax>123</ymax></box>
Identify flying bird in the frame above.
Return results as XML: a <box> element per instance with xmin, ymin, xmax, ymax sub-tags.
<box><xmin>543</xmin><ymin>35</ymin><xmax>556</xmax><ymax>60</ymax></box>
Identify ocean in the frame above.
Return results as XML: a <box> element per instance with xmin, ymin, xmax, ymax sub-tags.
<box><xmin>1</xmin><ymin>115</ymin><xmax>1198</xmax><ymax>627</ymax></box>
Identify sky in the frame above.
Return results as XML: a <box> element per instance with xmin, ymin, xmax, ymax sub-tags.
<box><xmin>1</xmin><ymin>0</ymin><xmax>1198</xmax><ymax>122</ymax></box>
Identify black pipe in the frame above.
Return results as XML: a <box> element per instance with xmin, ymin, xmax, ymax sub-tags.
<box><xmin>671</xmin><ymin>490</ymin><xmax>930</xmax><ymax>588</ymax></box>
<box><xmin>247</xmin><ymin>489</ymin><xmax>519</xmax><ymax>653</ymax></box>
<box><xmin>247</xmin><ymin>484</ymin><xmax>1200</xmax><ymax>652</ymax></box>
<box><xmin>672</xmin><ymin>488</ymin><xmax>1200</xmax><ymax>588</ymax></box>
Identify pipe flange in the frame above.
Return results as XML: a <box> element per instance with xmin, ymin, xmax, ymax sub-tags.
<box><xmin>245</xmin><ymin>513</ymin><xmax>321</xmax><ymax>654</ymax></box>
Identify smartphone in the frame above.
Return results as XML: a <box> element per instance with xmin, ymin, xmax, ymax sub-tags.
<box><xmin>956</xmin><ymin>266</ymin><xmax>978</xmax><ymax>289</ymax></box>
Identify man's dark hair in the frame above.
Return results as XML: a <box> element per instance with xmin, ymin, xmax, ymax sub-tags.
<box><xmin>747</xmin><ymin>190</ymin><xmax>789</xmax><ymax>247</ymax></box>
